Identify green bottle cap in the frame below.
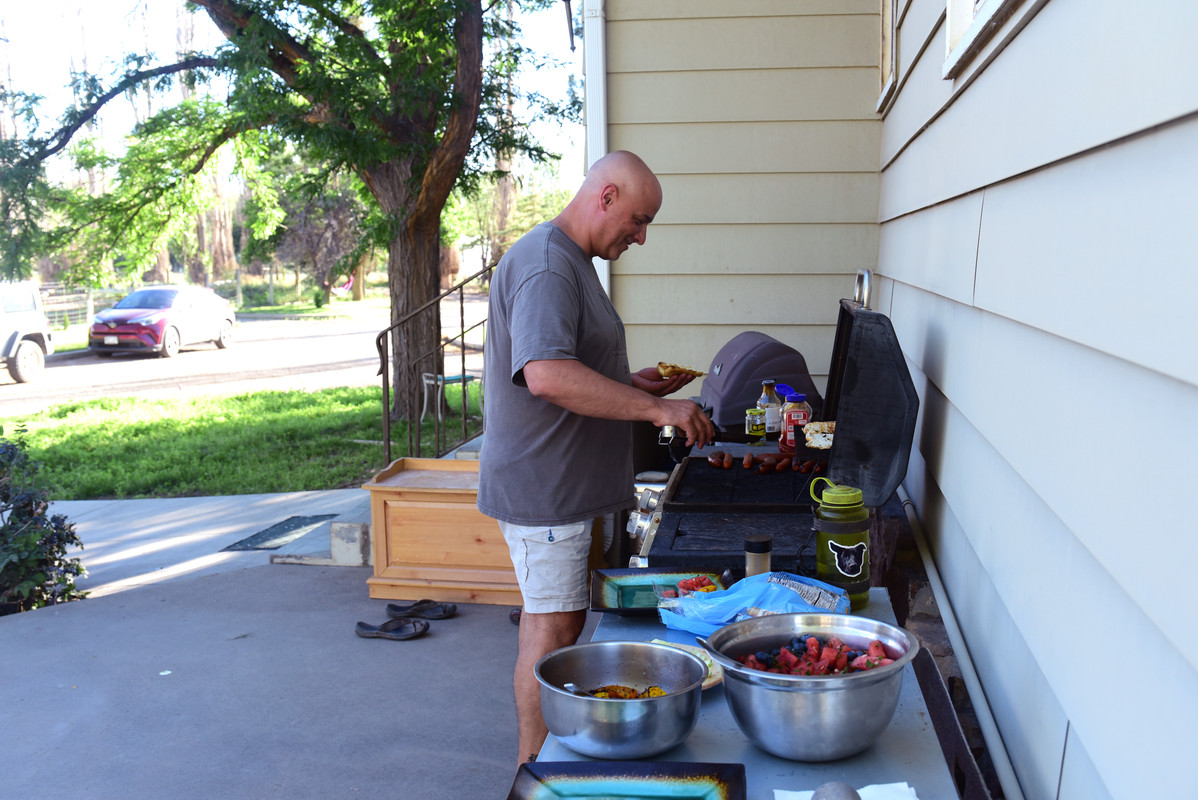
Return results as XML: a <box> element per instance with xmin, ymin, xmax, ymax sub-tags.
<box><xmin>817</xmin><ymin>482</ymin><xmax>862</xmax><ymax>506</ymax></box>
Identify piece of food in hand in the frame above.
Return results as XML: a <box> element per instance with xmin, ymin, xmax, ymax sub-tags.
<box><xmin>804</xmin><ymin>420</ymin><xmax>836</xmax><ymax>450</ymax></box>
<box><xmin>657</xmin><ymin>361</ymin><xmax>706</xmax><ymax>378</ymax></box>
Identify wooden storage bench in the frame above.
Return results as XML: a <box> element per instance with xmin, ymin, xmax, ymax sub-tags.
<box><xmin>364</xmin><ymin>457</ymin><xmax>521</xmax><ymax>606</ymax></box>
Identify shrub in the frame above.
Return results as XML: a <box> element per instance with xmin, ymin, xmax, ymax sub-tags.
<box><xmin>0</xmin><ymin>437</ymin><xmax>87</xmax><ymax>614</ymax></box>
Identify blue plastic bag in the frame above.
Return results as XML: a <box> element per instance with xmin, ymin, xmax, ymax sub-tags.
<box><xmin>657</xmin><ymin>571</ymin><xmax>851</xmax><ymax>638</ymax></box>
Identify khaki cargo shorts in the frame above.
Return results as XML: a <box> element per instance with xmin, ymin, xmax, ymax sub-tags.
<box><xmin>499</xmin><ymin>520</ymin><xmax>591</xmax><ymax>614</ymax></box>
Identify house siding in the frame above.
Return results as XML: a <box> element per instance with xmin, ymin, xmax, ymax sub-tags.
<box><xmin>603</xmin><ymin>0</ymin><xmax>883</xmax><ymax>389</ymax></box>
<box><xmin>878</xmin><ymin>0</ymin><xmax>1197</xmax><ymax>797</ymax></box>
<box><xmin>600</xmin><ymin>0</ymin><xmax>1195</xmax><ymax>797</ymax></box>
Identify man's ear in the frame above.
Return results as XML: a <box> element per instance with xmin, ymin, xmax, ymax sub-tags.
<box><xmin>601</xmin><ymin>184</ymin><xmax>617</xmax><ymax>209</ymax></box>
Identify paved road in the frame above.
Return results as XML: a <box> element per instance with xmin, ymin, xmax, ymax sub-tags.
<box><xmin>0</xmin><ymin>291</ymin><xmax>487</xmax><ymax>420</ymax></box>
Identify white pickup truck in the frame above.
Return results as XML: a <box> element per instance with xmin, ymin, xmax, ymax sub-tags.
<box><xmin>1</xmin><ymin>281</ymin><xmax>55</xmax><ymax>382</ymax></box>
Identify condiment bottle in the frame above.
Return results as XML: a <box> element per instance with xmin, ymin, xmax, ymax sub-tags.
<box><xmin>745</xmin><ymin>408</ymin><xmax>766</xmax><ymax>443</ymax></box>
<box><xmin>778</xmin><ymin>393</ymin><xmax>813</xmax><ymax>454</ymax></box>
<box><xmin>744</xmin><ymin>534</ymin><xmax>772</xmax><ymax>577</ymax></box>
<box><xmin>757</xmin><ymin>380</ymin><xmax>783</xmax><ymax>435</ymax></box>
<box><xmin>810</xmin><ymin>477</ymin><xmax>870</xmax><ymax>610</ymax></box>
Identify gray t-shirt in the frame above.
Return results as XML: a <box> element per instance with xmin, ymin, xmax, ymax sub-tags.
<box><xmin>477</xmin><ymin>222</ymin><xmax>634</xmax><ymax>525</ymax></box>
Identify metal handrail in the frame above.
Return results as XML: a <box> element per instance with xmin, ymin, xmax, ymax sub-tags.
<box><xmin>374</xmin><ymin>264</ymin><xmax>493</xmax><ymax>464</ymax></box>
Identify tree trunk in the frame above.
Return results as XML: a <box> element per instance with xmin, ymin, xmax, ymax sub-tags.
<box><xmin>352</xmin><ymin>251</ymin><xmax>369</xmax><ymax>301</ymax></box>
<box><xmin>386</xmin><ymin>223</ymin><xmax>442</xmax><ymax>423</ymax></box>
<box><xmin>190</xmin><ymin>213</ymin><xmax>209</xmax><ymax>285</ymax></box>
<box><xmin>366</xmin><ymin>162</ymin><xmax>442</xmax><ymax>423</ymax></box>
<box><xmin>358</xmin><ymin>0</ymin><xmax>482</xmax><ymax>424</ymax></box>
<box><xmin>491</xmin><ymin>0</ymin><xmax>517</xmax><ymax>264</ymax></box>
<box><xmin>152</xmin><ymin>249</ymin><xmax>171</xmax><ymax>283</ymax></box>
<box><xmin>209</xmin><ymin>172</ymin><xmax>238</xmax><ymax>280</ymax></box>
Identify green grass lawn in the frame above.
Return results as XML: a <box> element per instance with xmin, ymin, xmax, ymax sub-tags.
<box><xmin>1</xmin><ymin>383</ymin><xmax>483</xmax><ymax>500</ymax></box>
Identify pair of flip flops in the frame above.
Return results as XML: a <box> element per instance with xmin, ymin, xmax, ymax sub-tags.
<box><xmin>354</xmin><ymin>599</ymin><xmax>458</xmax><ymax>641</ymax></box>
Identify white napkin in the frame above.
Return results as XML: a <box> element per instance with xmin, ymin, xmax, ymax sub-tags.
<box><xmin>774</xmin><ymin>782</ymin><xmax>919</xmax><ymax>800</ymax></box>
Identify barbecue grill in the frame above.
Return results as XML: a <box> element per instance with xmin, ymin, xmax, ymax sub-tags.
<box><xmin>628</xmin><ymin>271</ymin><xmax>919</xmax><ymax>580</ymax></box>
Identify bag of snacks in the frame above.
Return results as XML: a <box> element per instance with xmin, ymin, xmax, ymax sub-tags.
<box><xmin>657</xmin><ymin>571</ymin><xmax>850</xmax><ymax>637</ymax></box>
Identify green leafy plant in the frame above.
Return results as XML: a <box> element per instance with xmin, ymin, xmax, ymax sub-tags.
<box><xmin>0</xmin><ymin>436</ymin><xmax>87</xmax><ymax>614</ymax></box>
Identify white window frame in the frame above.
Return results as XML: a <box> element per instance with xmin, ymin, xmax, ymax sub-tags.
<box><xmin>943</xmin><ymin>0</ymin><xmax>1027</xmax><ymax>79</ymax></box>
<box><xmin>877</xmin><ymin>0</ymin><xmax>898</xmax><ymax>111</ymax></box>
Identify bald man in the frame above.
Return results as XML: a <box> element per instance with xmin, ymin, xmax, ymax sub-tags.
<box><xmin>477</xmin><ymin>151</ymin><xmax>714</xmax><ymax>764</ymax></box>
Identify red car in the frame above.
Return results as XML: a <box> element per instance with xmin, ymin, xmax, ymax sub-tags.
<box><xmin>89</xmin><ymin>285</ymin><xmax>235</xmax><ymax>358</ymax></box>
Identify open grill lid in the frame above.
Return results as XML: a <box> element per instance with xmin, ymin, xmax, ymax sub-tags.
<box><xmin>821</xmin><ymin>299</ymin><xmax>919</xmax><ymax>507</ymax></box>
<box><xmin>681</xmin><ymin>275</ymin><xmax>919</xmax><ymax>508</ymax></box>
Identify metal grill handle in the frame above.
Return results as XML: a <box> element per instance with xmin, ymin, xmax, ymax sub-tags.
<box><xmin>855</xmin><ymin>269</ymin><xmax>872</xmax><ymax>309</ymax></box>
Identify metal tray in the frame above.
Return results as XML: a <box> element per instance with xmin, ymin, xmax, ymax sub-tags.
<box><xmin>506</xmin><ymin>760</ymin><xmax>746</xmax><ymax>800</ymax></box>
<box><xmin>590</xmin><ymin>568</ymin><xmax>727</xmax><ymax>615</ymax></box>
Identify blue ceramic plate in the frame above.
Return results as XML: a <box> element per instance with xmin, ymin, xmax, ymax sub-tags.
<box><xmin>506</xmin><ymin>761</ymin><xmax>746</xmax><ymax>800</ymax></box>
<box><xmin>589</xmin><ymin>568</ymin><xmax>726</xmax><ymax>615</ymax></box>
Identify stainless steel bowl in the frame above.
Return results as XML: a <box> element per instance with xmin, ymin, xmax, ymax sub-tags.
<box><xmin>535</xmin><ymin>640</ymin><xmax>708</xmax><ymax>759</ymax></box>
<box><xmin>699</xmin><ymin>612</ymin><xmax>919</xmax><ymax>762</ymax></box>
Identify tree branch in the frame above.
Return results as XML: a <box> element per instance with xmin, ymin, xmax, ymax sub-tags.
<box><xmin>29</xmin><ymin>56</ymin><xmax>221</xmax><ymax>164</ymax></box>
<box><xmin>192</xmin><ymin>0</ymin><xmax>316</xmax><ymax>88</ymax></box>
<box><xmin>414</xmin><ymin>0</ymin><xmax>484</xmax><ymax>230</ymax></box>
<box><xmin>307</xmin><ymin>0</ymin><xmax>381</xmax><ymax>67</ymax></box>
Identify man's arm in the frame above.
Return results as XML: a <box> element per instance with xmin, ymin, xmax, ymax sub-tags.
<box><xmin>523</xmin><ymin>359</ymin><xmax>715</xmax><ymax>447</ymax></box>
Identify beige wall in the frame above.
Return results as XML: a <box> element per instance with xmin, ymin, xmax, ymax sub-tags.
<box><xmin>602</xmin><ymin>0</ymin><xmax>1197</xmax><ymax>797</ymax></box>
<box><xmin>877</xmin><ymin>1</ymin><xmax>1198</xmax><ymax>798</ymax></box>
<box><xmin>602</xmin><ymin>0</ymin><xmax>883</xmax><ymax>388</ymax></box>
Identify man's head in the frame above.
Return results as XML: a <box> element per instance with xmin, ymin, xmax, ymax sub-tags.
<box><xmin>554</xmin><ymin>150</ymin><xmax>663</xmax><ymax>261</ymax></box>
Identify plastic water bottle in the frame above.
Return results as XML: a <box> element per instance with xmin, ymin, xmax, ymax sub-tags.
<box><xmin>810</xmin><ymin>477</ymin><xmax>870</xmax><ymax>610</ymax></box>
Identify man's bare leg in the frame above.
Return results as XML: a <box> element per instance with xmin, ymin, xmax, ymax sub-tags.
<box><xmin>514</xmin><ymin>608</ymin><xmax>587</xmax><ymax>765</ymax></box>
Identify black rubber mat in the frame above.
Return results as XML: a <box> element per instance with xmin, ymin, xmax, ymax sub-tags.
<box><xmin>222</xmin><ymin>514</ymin><xmax>336</xmax><ymax>551</ymax></box>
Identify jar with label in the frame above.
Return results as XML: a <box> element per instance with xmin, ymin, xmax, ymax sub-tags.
<box><xmin>745</xmin><ymin>408</ymin><xmax>766</xmax><ymax>442</ymax></box>
<box><xmin>810</xmin><ymin>477</ymin><xmax>870</xmax><ymax>610</ymax></box>
<box><xmin>778</xmin><ymin>393</ymin><xmax>813</xmax><ymax>454</ymax></box>
<box><xmin>757</xmin><ymin>380</ymin><xmax>783</xmax><ymax>435</ymax></box>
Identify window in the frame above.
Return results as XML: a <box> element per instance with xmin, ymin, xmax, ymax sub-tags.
<box><xmin>943</xmin><ymin>0</ymin><xmax>1030</xmax><ymax>79</ymax></box>
<box><xmin>878</xmin><ymin>0</ymin><xmax>898</xmax><ymax>110</ymax></box>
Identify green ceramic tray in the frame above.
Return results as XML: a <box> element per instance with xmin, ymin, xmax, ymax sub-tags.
<box><xmin>507</xmin><ymin>761</ymin><xmax>746</xmax><ymax>800</ymax></box>
<box><xmin>589</xmin><ymin>568</ymin><xmax>726</xmax><ymax>615</ymax></box>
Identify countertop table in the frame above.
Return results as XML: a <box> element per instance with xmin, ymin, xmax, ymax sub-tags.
<box><xmin>537</xmin><ymin>588</ymin><xmax>958</xmax><ymax>799</ymax></box>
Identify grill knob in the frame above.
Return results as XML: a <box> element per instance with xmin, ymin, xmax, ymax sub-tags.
<box><xmin>626</xmin><ymin>510</ymin><xmax>662</xmax><ymax>564</ymax></box>
<box><xmin>635</xmin><ymin>487</ymin><xmax>661</xmax><ymax>513</ymax></box>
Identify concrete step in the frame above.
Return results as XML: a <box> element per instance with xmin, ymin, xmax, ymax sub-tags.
<box><xmin>270</xmin><ymin>494</ymin><xmax>372</xmax><ymax>567</ymax></box>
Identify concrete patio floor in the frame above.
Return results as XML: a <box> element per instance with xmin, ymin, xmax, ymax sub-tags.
<box><xmin>2</xmin><ymin>491</ymin><xmax>578</xmax><ymax>799</ymax></box>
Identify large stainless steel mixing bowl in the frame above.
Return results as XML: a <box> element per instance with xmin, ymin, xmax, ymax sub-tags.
<box><xmin>535</xmin><ymin>640</ymin><xmax>708</xmax><ymax>759</ymax></box>
<box><xmin>699</xmin><ymin>612</ymin><xmax>919</xmax><ymax>761</ymax></box>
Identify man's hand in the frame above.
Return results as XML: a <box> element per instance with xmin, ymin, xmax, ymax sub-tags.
<box><xmin>523</xmin><ymin>359</ymin><xmax>715</xmax><ymax>448</ymax></box>
<box><xmin>652</xmin><ymin>398</ymin><xmax>715</xmax><ymax>449</ymax></box>
<box><xmin>631</xmin><ymin>366</ymin><xmax>694</xmax><ymax>397</ymax></box>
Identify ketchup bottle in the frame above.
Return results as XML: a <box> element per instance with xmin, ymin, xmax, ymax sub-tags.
<box><xmin>778</xmin><ymin>393</ymin><xmax>812</xmax><ymax>454</ymax></box>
